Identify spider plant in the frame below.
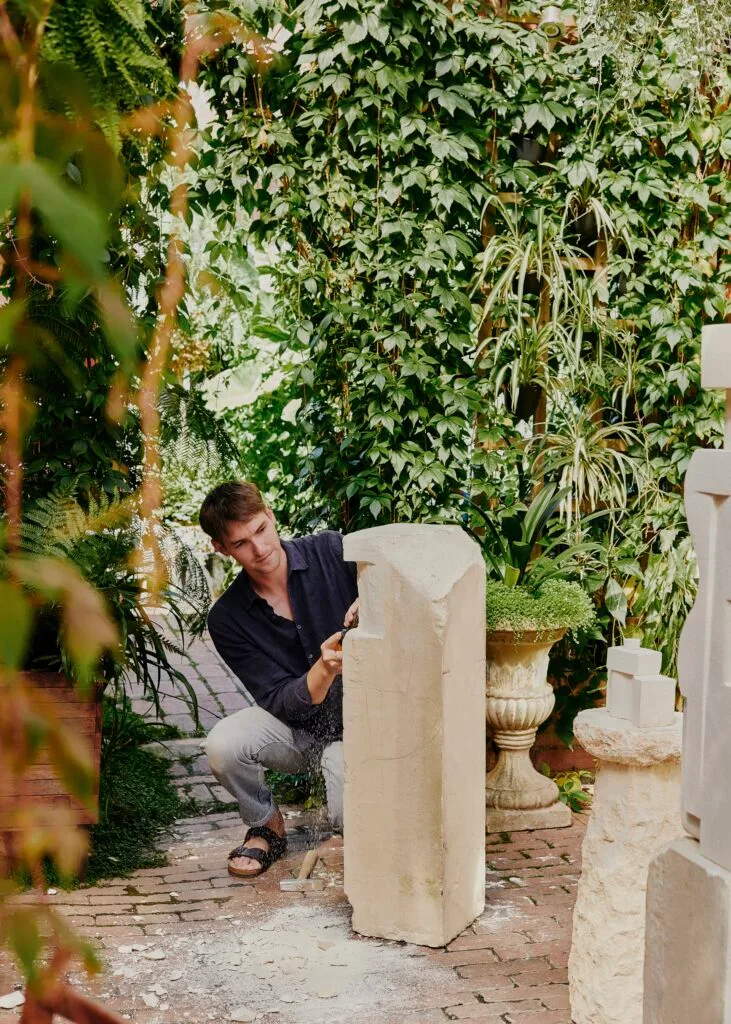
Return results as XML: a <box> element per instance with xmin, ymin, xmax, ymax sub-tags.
<box><xmin>475</xmin><ymin>202</ymin><xmax>600</xmax><ymax>324</ymax></box>
<box><xmin>529</xmin><ymin>400</ymin><xmax>646</xmax><ymax>524</ymax></box>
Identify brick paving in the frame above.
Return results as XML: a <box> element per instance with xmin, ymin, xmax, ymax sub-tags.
<box><xmin>0</xmin><ymin>811</ymin><xmax>586</xmax><ymax>1023</ymax></box>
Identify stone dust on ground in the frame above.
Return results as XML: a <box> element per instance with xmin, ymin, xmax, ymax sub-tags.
<box><xmin>92</xmin><ymin>902</ymin><xmax>452</xmax><ymax>1024</ymax></box>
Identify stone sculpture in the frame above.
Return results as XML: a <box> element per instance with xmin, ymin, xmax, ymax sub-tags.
<box><xmin>643</xmin><ymin>323</ymin><xmax>731</xmax><ymax>1023</ymax></box>
<box><xmin>342</xmin><ymin>524</ymin><xmax>486</xmax><ymax>947</ymax></box>
<box><xmin>568</xmin><ymin>640</ymin><xmax>683</xmax><ymax>1024</ymax></box>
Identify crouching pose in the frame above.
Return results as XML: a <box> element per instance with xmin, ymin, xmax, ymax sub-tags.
<box><xmin>199</xmin><ymin>482</ymin><xmax>358</xmax><ymax>878</ymax></box>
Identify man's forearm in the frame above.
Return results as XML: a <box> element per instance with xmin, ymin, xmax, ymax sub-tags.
<box><xmin>307</xmin><ymin>658</ymin><xmax>338</xmax><ymax>705</ymax></box>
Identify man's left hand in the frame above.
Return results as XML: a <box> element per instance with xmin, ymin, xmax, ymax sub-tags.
<box><xmin>343</xmin><ymin>599</ymin><xmax>359</xmax><ymax>628</ymax></box>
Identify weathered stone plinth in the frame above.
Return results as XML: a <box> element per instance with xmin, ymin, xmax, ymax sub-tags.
<box><xmin>485</xmin><ymin>630</ymin><xmax>571</xmax><ymax>832</ymax></box>
<box><xmin>342</xmin><ymin>525</ymin><xmax>486</xmax><ymax>947</ymax></box>
<box><xmin>569</xmin><ymin>708</ymin><xmax>683</xmax><ymax>1024</ymax></box>
<box><xmin>644</xmin><ymin>837</ymin><xmax>731</xmax><ymax>1023</ymax></box>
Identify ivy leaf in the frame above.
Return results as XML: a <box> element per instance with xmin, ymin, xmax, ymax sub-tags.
<box><xmin>342</xmin><ymin>19</ymin><xmax>367</xmax><ymax>45</ymax></box>
<box><xmin>523</xmin><ymin>103</ymin><xmax>555</xmax><ymax>132</ymax></box>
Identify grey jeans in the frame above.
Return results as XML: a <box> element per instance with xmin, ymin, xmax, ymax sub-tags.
<box><xmin>204</xmin><ymin>705</ymin><xmax>343</xmax><ymax>830</ymax></box>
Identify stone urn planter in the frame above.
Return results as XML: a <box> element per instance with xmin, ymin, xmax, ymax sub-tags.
<box><xmin>485</xmin><ymin>628</ymin><xmax>572</xmax><ymax>832</ymax></box>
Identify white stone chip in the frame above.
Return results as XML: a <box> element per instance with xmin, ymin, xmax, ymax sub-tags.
<box><xmin>142</xmin><ymin>993</ymin><xmax>159</xmax><ymax>1008</ymax></box>
<box><xmin>0</xmin><ymin>992</ymin><xmax>24</xmax><ymax>1010</ymax></box>
<box><xmin>229</xmin><ymin>1007</ymin><xmax>257</xmax><ymax>1022</ymax></box>
<box><xmin>142</xmin><ymin>948</ymin><xmax>166</xmax><ymax>960</ymax></box>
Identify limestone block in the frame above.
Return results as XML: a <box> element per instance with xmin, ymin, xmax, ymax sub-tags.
<box><xmin>606</xmin><ymin>640</ymin><xmax>662</xmax><ymax>678</ymax></box>
<box><xmin>679</xmin><ymin>444</ymin><xmax>731</xmax><ymax>866</ymax></box>
<box><xmin>644</xmin><ymin>837</ymin><xmax>731</xmax><ymax>1023</ymax></box>
<box><xmin>606</xmin><ymin>669</ymin><xmax>633</xmax><ymax>720</ymax></box>
<box><xmin>569</xmin><ymin>708</ymin><xmax>683</xmax><ymax>1024</ymax></box>
<box><xmin>701</xmin><ymin>323</ymin><xmax>731</xmax><ymax>389</ymax></box>
<box><xmin>342</xmin><ymin>524</ymin><xmax>486</xmax><ymax>947</ymax></box>
<box><xmin>630</xmin><ymin>673</ymin><xmax>676</xmax><ymax>728</ymax></box>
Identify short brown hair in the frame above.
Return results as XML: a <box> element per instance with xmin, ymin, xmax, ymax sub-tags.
<box><xmin>199</xmin><ymin>481</ymin><xmax>267</xmax><ymax>542</ymax></box>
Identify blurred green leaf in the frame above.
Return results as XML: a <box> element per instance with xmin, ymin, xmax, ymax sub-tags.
<box><xmin>4</xmin><ymin>908</ymin><xmax>42</xmax><ymax>985</ymax></box>
<box><xmin>0</xmin><ymin>162</ymin><xmax>20</xmax><ymax>216</ymax></box>
<box><xmin>0</xmin><ymin>582</ymin><xmax>32</xmax><ymax>669</ymax></box>
<box><xmin>20</xmin><ymin>161</ymin><xmax>108</xmax><ymax>277</ymax></box>
<box><xmin>0</xmin><ymin>300</ymin><xmax>26</xmax><ymax>350</ymax></box>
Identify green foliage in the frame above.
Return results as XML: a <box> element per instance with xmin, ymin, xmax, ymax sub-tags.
<box><xmin>86</xmin><ymin>704</ymin><xmax>185</xmax><ymax>884</ymax></box>
<box><xmin>198</xmin><ymin>0</ymin><xmax>495</xmax><ymax>529</ymax></box>
<box><xmin>540</xmin><ymin>763</ymin><xmax>593</xmax><ymax>813</ymax></box>
<box><xmin>486</xmin><ymin>579</ymin><xmax>596</xmax><ymax>635</ymax></box>
<box><xmin>39</xmin><ymin>0</ymin><xmax>178</xmax><ymax>146</ymax></box>
<box><xmin>20</xmin><ymin>489</ymin><xmax>209</xmax><ymax>711</ymax></box>
<box><xmin>192</xmin><ymin>0</ymin><xmax>731</xmax><ymax>742</ymax></box>
<box><xmin>468</xmin><ymin>483</ymin><xmax>598</xmax><ymax>587</ymax></box>
<box><xmin>265</xmin><ymin>769</ymin><xmax>325</xmax><ymax>809</ymax></box>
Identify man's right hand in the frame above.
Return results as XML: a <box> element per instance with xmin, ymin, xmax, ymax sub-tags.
<box><xmin>307</xmin><ymin>631</ymin><xmax>345</xmax><ymax>705</ymax></box>
<box><xmin>320</xmin><ymin>631</ymin><xmax>344</xmax><ymax>676</ymax></box>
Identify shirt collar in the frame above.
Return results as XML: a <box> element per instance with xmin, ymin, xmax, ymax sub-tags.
<box><xmin>282</xmin><ymin>538</ymin><xmax>309</xmax><ymax>573</ymax></box>
<box><xmin>237</xmin><ymin>539</ymin><xmax>309</xmax><ymax>609</ymax></box>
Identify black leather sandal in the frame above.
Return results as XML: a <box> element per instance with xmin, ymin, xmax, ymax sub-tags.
<box><xmin>227</xmin><ymin>825</ymin><xmax>288</xmax><ymax>878</ymax></box>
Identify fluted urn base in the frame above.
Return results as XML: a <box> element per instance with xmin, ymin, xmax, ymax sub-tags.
<box><xmin>485</xmin><ymin>629</ymin><xmax>572</xmax><ymax>833</ymax></box>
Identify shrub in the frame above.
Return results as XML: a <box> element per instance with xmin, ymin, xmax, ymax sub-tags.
<box><xmin>486</xmin><ymin>579</ymin><xmax>596</xmax><ymax>637</ymax></box>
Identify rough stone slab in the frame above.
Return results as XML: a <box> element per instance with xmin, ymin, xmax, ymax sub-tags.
<box><xmin>486</xmin><ymin>803</ymin><xmax>571</xmax><ymax>834</ymax></box>
<box><xmin>573</xmin><ymin>708</ymin><xmax>682</xmax><ymax>766</ymax></box>
<box><xmin>343</xmin><ymin>524</ymin><xmax>486</xmax><ymax>947</ymax></box>
<box><xmin>644</xmin><ymin>837</ymin><xmax>731</xmax><ymax>1023</ymax></box>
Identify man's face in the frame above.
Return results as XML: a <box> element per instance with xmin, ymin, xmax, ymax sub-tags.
<box><xmin>212</xmin><ymin>508</ymin><xmax>283</xmax><ymax>578</ymax></box>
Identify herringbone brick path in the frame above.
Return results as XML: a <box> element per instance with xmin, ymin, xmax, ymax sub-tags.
<box><xmin>0</xmin><ymin>810</ymin><xmax>585</xmax><ymax>1023</ymax></box>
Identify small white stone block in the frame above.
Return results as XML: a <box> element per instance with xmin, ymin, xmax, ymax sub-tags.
<box><xmin>630</xmin><ymin>674</ymin><xmax>677</xmax><ymax>729</ymax></box>
<box><xmin>607</xmin><ymin>669</ymin><xmax>634</xmax><ymax>720</ymax></box>
<box><xmin>701</xmin><ymin>323</ymin><xmax>731</xmax><ymax>390</ymax></box>
<box><xmin>607</xmin><ymin>642</ymin><xmax>662</xmax><ymax>678</ymax></box>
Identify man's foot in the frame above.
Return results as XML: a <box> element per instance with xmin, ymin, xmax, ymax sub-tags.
<box><xmin>229</xmin><ymin>808</ymin><xmax>286</xmax><ymax>877</ymax></box>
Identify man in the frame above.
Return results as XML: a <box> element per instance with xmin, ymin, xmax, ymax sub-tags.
<box><xmin>199</xmin><ymin>481</ymin><xmax>358</xmax><ymax>879</ymax></box>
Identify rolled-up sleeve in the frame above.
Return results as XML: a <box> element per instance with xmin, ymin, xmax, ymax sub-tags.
<box><xmin>207</xmin><ymin>607</ymin><xmax>318</xmax><ymax>728</ymax></box>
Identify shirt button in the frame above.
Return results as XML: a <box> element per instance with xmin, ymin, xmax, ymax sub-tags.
<box><xmin>297</xmin><ymin>625</ymin><xmax>302</xmax><ymax>631</ymax></box>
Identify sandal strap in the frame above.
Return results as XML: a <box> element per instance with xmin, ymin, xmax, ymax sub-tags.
<box><xmin>228</xmin><ymin>844</ymin><xmax>268</xmax><ymax>865</ymax></box>
<box><xmin>228</xmin><ymin>826</ymin><xmax>287</xmax><ymax>865</ymax></box>
<box><xmin>244</xmin><ymin>826</ymin><xmax>288</xmax><ymax>859</ymax></box>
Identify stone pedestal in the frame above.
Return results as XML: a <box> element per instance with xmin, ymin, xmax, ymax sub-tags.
<box><xmin>485</xmin><ymin>630</ymin><xmax>571</xmax><ymax>832</ymax></box>
<box><xmin>569</xmin><ymin>708</ymin><xmax>683</xmax><ymax>1024</ymax></box>
<box><xmin>644</xmin><ymin>837</ymin><xmax>731</xmax><ymax>1023</ymax></box>
<box><xmin>342</xmin><ymin>525</ymin><xmax>486</xmax><ymax>948</ymax></box>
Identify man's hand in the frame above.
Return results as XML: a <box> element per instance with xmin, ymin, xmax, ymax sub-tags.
<box><xmin>343</xmin><ymin>599</ymin><xmax>359</xmax><ymax>628</ymax></box>
<box><xmin>307</xmin><ymin>631</ymin><xmax>344</xmax><ymax>705</ymax></box>
<box><xmin>320</xmin><ymin>631</ymin><xmax>344</xmax><ymax>675</ymax></box>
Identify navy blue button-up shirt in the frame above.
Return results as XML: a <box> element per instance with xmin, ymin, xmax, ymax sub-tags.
<box><xmin>206</xmin><ymin>531</ymin><xmax>358</xmax><ymax>742</ymax></box>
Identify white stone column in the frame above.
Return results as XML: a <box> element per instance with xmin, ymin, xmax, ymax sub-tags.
<box><xmin>569</xmin><ymin>706</ymin><xmax>683</xmax><ymax>1024</ymax></box>
<box><xmin>644</xmin><ymin>325</ymin><xmax>731</xmax><ymax>1023</ymax></box>
<box><xmin>342</xmin><ymin>524</ymin><xmax>486</xmax><ymax>947</ymax></box>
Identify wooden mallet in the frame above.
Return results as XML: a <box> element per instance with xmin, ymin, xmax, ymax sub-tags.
<box><xmin>279</xmin><ymin>848</ymin><xmax>326</xmax><ymax>891</ymax></box>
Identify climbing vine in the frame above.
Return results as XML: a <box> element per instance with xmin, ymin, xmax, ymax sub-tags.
<box><xmin>197</xmin><ymin>0</ymin><xmax>731</xmax><ymax>728</ymax></box>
